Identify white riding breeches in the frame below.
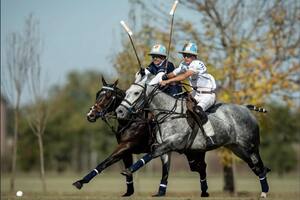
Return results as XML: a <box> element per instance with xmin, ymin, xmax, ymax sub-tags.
<box><xmin>191</xmin><ymin>91</ymin><xmax>216</xmax><ymax>137</ymax></box>
<box><xmin>191</xmin><ymin>91</ymin><xmax>216</xmax><ymax>111</ymax></box>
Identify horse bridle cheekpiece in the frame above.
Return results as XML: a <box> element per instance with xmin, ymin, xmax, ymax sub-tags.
<box><xmin>119</xmin><ymin>83</ymin><xmax>148</xmax><ymax>116</ymax></box>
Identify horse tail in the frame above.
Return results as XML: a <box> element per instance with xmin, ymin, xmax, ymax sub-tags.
<box><xmin>246</xmin><ymin>105</ymin><xmax>267</xmax><ymax>113</ymax></box>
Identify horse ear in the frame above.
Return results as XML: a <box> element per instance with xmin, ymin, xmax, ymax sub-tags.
<box><xmin>113</xmin><ymin>79</ymin><xmax>119</xmax><ymax>87</ymax></box>
<box><xmin>101</xmin><ymin>76</ymin><xmax>107</xmax><ymax>86</ymax></box>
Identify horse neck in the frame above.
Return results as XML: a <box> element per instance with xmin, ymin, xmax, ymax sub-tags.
<box><xmin>146</xmin><ymin>85</ymin><xmax>186</xmax><ymax>115</ymax></box>
<box><xmin>117</xmin><ymin>118</ymin><xmax>131</xmax><ymax>128</ymax></box>
<box><xmin>109</xmin><ymin>88</ymin><xmax>125</xmax><ymax>114</ymax></box>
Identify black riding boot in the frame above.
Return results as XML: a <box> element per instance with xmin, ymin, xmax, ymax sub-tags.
<box><xmin>193</xmin><ymin>106</ymin><xmax>216</xmax><ymax>148</ymax></box>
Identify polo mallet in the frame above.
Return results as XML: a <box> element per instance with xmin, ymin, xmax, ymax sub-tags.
<box><xmin>165</xmin><ymin>0</ymin><xmax>179</xmax><ymax>68</ymax></box>
<box><xmin>120</xmin><ymin>20</ymin><xmax>144</xmax><ymax>75</ymax></box>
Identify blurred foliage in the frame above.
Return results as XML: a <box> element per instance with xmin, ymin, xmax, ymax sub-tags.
<box><xmin>259</xmin><ymin>104</ymin><xmax>300</xmax><ymax>175</ymax></box>
<box><xmin>15</xmin><ymin>70</ymin><xmax>117</xmax><ymax>172</ymax></box>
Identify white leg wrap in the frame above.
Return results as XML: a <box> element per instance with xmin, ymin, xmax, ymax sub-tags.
<box><xmin>259</xmin><ymin>176</ymin><xmax>266</xmax><ymax>181</ymax></box>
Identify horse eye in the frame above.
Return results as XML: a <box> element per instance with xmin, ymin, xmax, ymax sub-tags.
<box><xmin>134</xmin><ymin>92</ymin><xmax>140</xmax><ymax>95</ymax></box>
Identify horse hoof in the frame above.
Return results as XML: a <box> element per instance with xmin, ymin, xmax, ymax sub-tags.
<box><xmin>121</xmin><ymin>169</ymin><xmax>132</xmax><ymax>177</ymax></box>
<box><xmin>260</xmin><ymin>192</ymin><xmax>267</xmax><ymax>198</ymax></box>
<box><xmin>152</xmin><ymin>192</ymin><xmax>165</xmax><ymax>197</ymax></box>
<box><xmin>201</xmin><ymin>192</ymin><xmax>209</xmax><ymax>197</ymax></box>
<box><xmin>72</xmin><ymin>181</ymin><xmax>83</xmax><ymax>190</ymax></box>
<box><xmin>122</xmin><ymin>191</ymin><xmax>134</xmax><ymax>197</ymax></box>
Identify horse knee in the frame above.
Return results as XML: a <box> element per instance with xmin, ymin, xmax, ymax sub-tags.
<box><xmin>151</xmin><ymin>143</ymin><xmax>171</xmax><ymax>158</ymax></box>
<box><xmin>251</xmin><ymin>165</ymin><xmax>271</xmax><ymax>177</ymax></box>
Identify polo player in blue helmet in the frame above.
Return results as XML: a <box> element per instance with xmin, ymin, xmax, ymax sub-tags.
<box><xmin>160</xmin><ymin>42</ymin><xmax>217</xmax><ymax>147</ymax></box>
<box><xmin>136</xmin><ymin>44</ymin><xmax>182</xmax><ymax>96</ymax></box>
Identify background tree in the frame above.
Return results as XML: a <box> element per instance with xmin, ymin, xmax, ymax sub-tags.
<box><xmin>14</xmin><ymin>70</ymin><xmax>117</xmax><ymax>173</ymax></box>
<box><xmin>45</xmin><ymin>70</ymin><xmax>116</xmax><ymax>172</ymax></box>
<box><xmin>24</xmin><ymin>15</ymin><xmax>48</xmax><ymax>192</ymax></box>
<box><xmin>2</xmin><ymin>13</ymin><xmax>41</xmax><ymax>192</ymax></box>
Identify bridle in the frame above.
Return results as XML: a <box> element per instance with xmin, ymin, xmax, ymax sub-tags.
<box><xmin>119</xmin><ymin>83</ymin><xmax>188</xmax><ymax>123</ymax></box>
<box><xmin>95</xmin><ymin>86</ymin><xmax>124</xmax><ymax>118</ymax></box>
<box><xmin>118</xmin><ymin>83</ymin><xmax>149</xmax><ymax>116</ymax></box>
<box><xmin>88</xmin><ymin>85</ymin><xmax>125</xmax><ymax>133</ymax></box>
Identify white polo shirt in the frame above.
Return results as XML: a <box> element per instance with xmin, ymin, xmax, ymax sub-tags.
<box><xmin>173</xmin><ymin>60</ymin><xmax>216</xmax><ymax>91</ymax></box>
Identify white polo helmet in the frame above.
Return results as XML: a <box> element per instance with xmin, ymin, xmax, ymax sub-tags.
<box><xmin>178</xmin><ymin>42</ymin><xmax>198</xmax><ymax>56</ymax></box>
<box><xmin>149</xmin><ymin>44</ymin><xmax>167</xmax><ymax>57</ymax></box>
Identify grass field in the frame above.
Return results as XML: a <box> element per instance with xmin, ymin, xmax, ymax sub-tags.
<box><xmin>1</xmin><ymin>172</ymin><xmax>300</xmax><ymax>200</ymax></box>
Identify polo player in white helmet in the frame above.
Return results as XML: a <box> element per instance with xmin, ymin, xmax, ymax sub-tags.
<box><xmin>160</xmin><ymin>42</ymin><xmax>217</xmax><ymax>147</ymax></box>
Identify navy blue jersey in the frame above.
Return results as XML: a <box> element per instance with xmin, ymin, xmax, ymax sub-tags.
<box><xmin>146</xmin><ymin>60</ymin><xmax>182</xmax><ymax>96</ymax></box>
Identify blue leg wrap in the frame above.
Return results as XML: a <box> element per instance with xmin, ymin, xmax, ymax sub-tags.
<box><xmin>82</xmin><ymin>169</ymin><xmax>99</xmax><ymax>183</ymax></box>
<box><xmin>259</xmin><ymin>175</ymin><xmax>269</xmax><ymax>193</ymax></box>
<box><xmin>158</xmin><ymin>180</ymin><xmax>168</xmax><ymax>195</ymax></box>
<box><xmin>129</xmin><ymin>154</ymin><xmax>152</xmax><ymax>173</ymax></box>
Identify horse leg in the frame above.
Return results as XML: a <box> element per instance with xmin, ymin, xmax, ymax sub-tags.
<box><xmin>227</xmin><ymin>145</ymin><xmax>270</xmax><ymax>198</ymax></box>
<box><xmin>185</xmin><ymin>151</ymin><xmax>209</xmax><ymax>197</ymax></box>
<box><xmin>121</xmin><ymin>141</ymin><xmax>172</xmax><ymax>176</ymax></box>
<box><xmin>249</xmin><ymin>148</ymin><xmax>271</xmax><ymax>198</ymax></box>
<box><xmin>152</xmin><ymin>153</ymin><xmax>171</xmax><ymax>197</ymax></box>
<box><xmin>121</xmin><ymin>154</ymin><xmax>134</xmax><ymax>196</ymax></box>
<box><xmin>72</xmin><ymin>143</ymin><xmax>133</xmax><ymax>190</ymax></box>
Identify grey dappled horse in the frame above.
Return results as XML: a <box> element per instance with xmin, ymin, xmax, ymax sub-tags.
<box><xmin>116</xmin><ymin>75</ymin><xmax>270</xmax><ymax>198</ymax></box>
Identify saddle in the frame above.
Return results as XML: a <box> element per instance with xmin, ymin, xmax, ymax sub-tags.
<box><xmin>186</xmin><ymin>94</ymin><xmax>222</xmax><ymax>115</ymax></box>
<box><xmin>184</xmin><ymin>94</ymin><xmax>221</xmax><ymax>149</ymax></box>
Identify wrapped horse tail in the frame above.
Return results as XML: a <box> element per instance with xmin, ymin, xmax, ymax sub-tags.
<box><xmin>246</xmin><ymin>105</ymin><xmax>267</xmax><ymax>113</ymax></box>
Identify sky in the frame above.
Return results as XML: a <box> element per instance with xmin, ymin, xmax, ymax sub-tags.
<box><xmin>1</xmin><ymin>0</ymin><xmax>132</xmax><ymax>103</ymax></box>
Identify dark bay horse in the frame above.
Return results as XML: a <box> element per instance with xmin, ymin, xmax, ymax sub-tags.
<box><xmin>72</xmin><ymin>77</ymin><xmax>210</xmax><ymax>197</ymax></box>
<box><xmin>116</xmin><ymin>76</ymin><xmax>271</xmax><ymax>198</ymax></box>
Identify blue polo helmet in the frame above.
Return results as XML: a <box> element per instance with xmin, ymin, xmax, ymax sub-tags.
<box><xmin>178</xmin><ymin>42</ymin><xmax>198</xmax><ymax>56</ymax></box>
<box><xmin>149</xmin><ymin>44</ymin><xmax>167</xmax><ymax>56</ymax></box>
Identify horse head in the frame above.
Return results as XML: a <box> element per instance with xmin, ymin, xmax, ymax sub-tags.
<box><xmin>87</xmin><ymin>76</ymin><xmax>125</xmax><ymax>122</ymax></box>
<box><xmin>116</xmin><ymin>74</ymin><xmax>153</xmax><ymax>119</ymax></box>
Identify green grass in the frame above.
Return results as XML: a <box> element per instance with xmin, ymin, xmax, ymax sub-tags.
<box><xmin>1</xmin><ymin>172</ymin><xmax>300</xmax><ymax>200</ymax></box>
